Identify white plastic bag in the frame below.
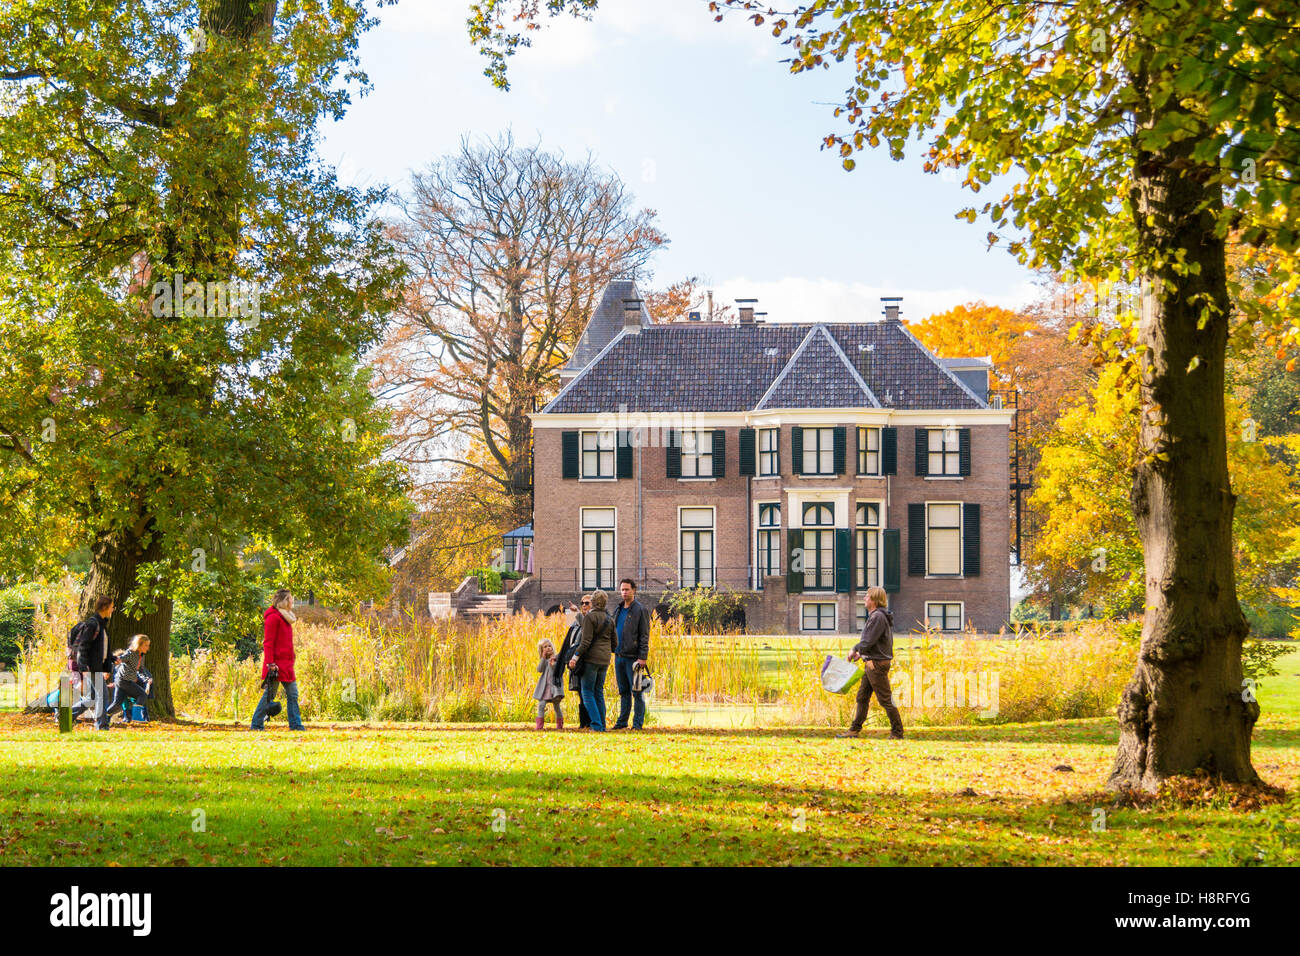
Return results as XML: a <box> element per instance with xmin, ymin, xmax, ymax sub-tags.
<box><xmin>820</xmin><ymin>655</ymin><xmax>863</xmax><ymax>694</ymax></box>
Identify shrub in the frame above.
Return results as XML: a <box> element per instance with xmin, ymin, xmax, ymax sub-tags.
<box><xmin>0</xmin><ymin>587</ymin><xmax>36</xmax><ymax>668</ymax></box>
<box><xmin>660</xmin><ymin>585</ymin><xmax>746</xmax><ymax>632</ymax></box>
<box><xmin>469</xmin><ymin>567</ymin><xmax>503</xmax><ymax>594</ymax></box>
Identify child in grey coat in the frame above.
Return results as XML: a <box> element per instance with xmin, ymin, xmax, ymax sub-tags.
<box><xmin>533</xmin><ymin>637</ymin><xmax>564</xmax><ymax>730</ymax></box>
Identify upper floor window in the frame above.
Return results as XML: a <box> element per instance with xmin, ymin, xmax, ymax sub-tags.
<box><xmin>581</xmin><ymin>430</ymin><xmax>615</xmax><ymax>479</ymax></box>
<box><xmin>758</xmin><ymin>428</ymin><xmax>779</xmax><ymax>476</ymax></box>
<box><xmin>927</xmin><ymin>428</ymin><xmax>961</xmax><ymax>476</ymax></box>
<box><xmin>857</xmin><ymin>427</ymin><xmax>881</xmax><ymax>476</ymax></box>
<box><xmin>681</xmin><ymin>429</ymin><xmax>714</xmax><ymax>478</ymax></box>
<box><xmin>802</xmin><ymin>427</ymin><xmax>834</xmax><ymax>476</ymax></box>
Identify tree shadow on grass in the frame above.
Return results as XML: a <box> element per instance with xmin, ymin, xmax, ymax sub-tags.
<box><xmin>3</xmin><ymin>759</ymin><xmax>1288</xmax><ymax>866</ymax></box>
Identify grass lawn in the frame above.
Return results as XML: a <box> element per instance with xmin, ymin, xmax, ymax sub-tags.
<box><xmin>2</xmin><ymin>646</ymin><xmax>1295</xmax><ymax>866</ymax></box>
<box><xmin>1</xmin><ymin>712</ymin><xmax>1296</xmax><ymax>866</ymax></box>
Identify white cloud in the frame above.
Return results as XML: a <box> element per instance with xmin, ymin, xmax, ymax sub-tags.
<box><xmin>708</xmin><ymin>276</ymin><xmax>1042</xmax><ymax>323</ymax></box>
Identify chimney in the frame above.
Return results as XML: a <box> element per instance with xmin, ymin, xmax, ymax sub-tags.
<box><xmin>881</xmin><ymin>296</ymin><xmax>903</xmax><ymax>323</ymax></box>
<box><xmin>736</xmin><ymin>298</ymin><xmax>758</xmax><ymax>324</ymax></box>
<box><xmin>622</xmin><ymin>298</ymin><xmax>643</xmax><ymax>334</ymax></box>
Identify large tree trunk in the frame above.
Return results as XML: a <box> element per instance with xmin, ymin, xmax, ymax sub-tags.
<box><xmin>1108</xmin><ymin>112</ymin><xmax>1259</xmax><ymax>792</ymax></box>
<box><xmin>80</xmin><ymin>528</ymin><xmax>176</xmax><ymax>719</ymax></box>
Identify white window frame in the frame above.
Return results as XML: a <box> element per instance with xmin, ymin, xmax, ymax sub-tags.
<box><xmin>927</xmin><ymin>427</ymin><xmax>961</xmax><ymax>477</ymax></box>
<box><xmin>580</xmin><ymin>507</ymin><xmax>616</xmax><ymax>590</ymax></box>
<box><xmin>855</xmin><ymin>500</ymin><xmax>882</xmax><ymax>590</ymax></box>
<box><xmin>857</xmin><ymin>426</ymin><xmax>881</xmax><ymax>476</ymax></box>
<box><xmin>801</xmin><ymin>501</ymin><xmax>836</xmax><ymax>592</ymax></box>
<box><xmin>925</xmin><ymin>601</ymin><xmax>965</xmax><ymax>632</ymax></box>
<box><xmin>800</xmin><ymin>601</ymin><xmax>838</xmax><ymax>633</ymax></box>
<box><xmin>678</xmin><ymin>506</ymin><xmax>716</xmax><ymax>589</ymax></box>
<box><xmin>926</xmin><ymin>501</ymin><xmax>963</xmax><ymax>577</ymax></box>
<box><xmin>755</xmin><ymin>501</ymin><xmax>781</xmax><ymax>589</ymax></box>
<box><xmin>580</xmin><ymin>429</ymin><xmax>616</xmax><ymax>480</ymax></box>
<box><xmin>758</xmin><ymin>427</ymin><xmax>780</xmax><ymax>477</ymax></box>
<box><xmin>680</xmin><ymin>429</ymin><xmax>714</xmax><ymax>479</ymax></box>
<box><xmin>801</xmin><ymin>427</ymin><xmax>835</xmax><ymax>476</ymax></box>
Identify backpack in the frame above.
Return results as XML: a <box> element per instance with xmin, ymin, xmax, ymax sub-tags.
<box><xmin>68</xmin><ymin>617</ymin><xmax>101</xmax><ymax>669</ymax></box>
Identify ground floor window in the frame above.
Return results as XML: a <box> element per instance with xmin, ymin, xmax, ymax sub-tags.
<box><xmin>856</xmin><ymin>501</ymin><xmax>880</xmax><ymax>589</ymax></box>
<box><xmin>926</xmin><ymin>601</ymin><xmax>964</xmax><ymax>632</ymax></box>
<box><xmin>680</xmin><ymin>507</ymin><xmax>715</xmax><ymax>588</ymax></box>
<box><xmin>756</xmin><ymin>502</ymin><xmax>780</xmax><ymax>589</ymax></box>
<box><xmin>801</xmin><ymin>602</ymin><xmax>837</xmax><ymax>633</ymax></box>
<box><xmin>581</xmin><ymin>508</ymin><xmax>615</xmax><ymax>590</ymax></box>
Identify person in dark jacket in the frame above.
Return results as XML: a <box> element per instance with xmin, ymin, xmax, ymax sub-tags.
<box><xmin>837</xmin><ymin>587</ymin><xmax>904</xmax><ymax>739</ymax></box>
<box><xmin>72</xmin><ymin>596</ymin><xmax>114</xmax><ymax>729</ymax></box>
<box><xmin>554</xmin><ymin>595</ymin><xmax>592</xmax><ymax>727</ymax></box>
<box><xmin>251</xmin><ymin>589</ymin><xmax>304</xmax><ymax>731</ymax></box>
<box><xmin>611</xmin><ymin>578</ymin><xmax>651</xmax><ymax>730</ymax></box>
<box><xmin>568</xmin><ymin>589</ymin><xmax>616</xmax><ymax>731</ymax></box>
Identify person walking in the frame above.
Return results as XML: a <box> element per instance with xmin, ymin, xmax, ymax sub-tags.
<box><xmin>611</xmin><ymin>578</ymin><xmax>650</xmax><ymax>731</ymax></box>
<box><xmin>837</xmin><ymin>587</ymin><xmax>904</xmax><ymax>740</ymax></box>
<box><xmin>554</xmin><ymin>595</ymin><xmax>592</xmax><ymax>727</ymax></box>
<box><xmin>567</xmin><ymin>589</ymin><xmax>615</xmax><ymax>732</ymax></box>
<box><xmin>72</xmin><ymin>596</ymin><xmax>115</xmax><ymax>730</ymax></box>
<box><xmin>251</xmin><ymin>589</ymin><xmax>305</xmax><ymax>731</ymax></box>
<box><xmin>106</xmin><ymin>634</ymin><xmax>155</xmax><ymax>722</ymax></box>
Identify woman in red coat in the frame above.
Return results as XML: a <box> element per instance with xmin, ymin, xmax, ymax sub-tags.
<box><xmin>250</xmin><ymin>589</ymin><xmax>304</xmax><ymax>731</ymax></box>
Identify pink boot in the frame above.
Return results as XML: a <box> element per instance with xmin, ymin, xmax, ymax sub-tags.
<box><xmin>555</xmin><ymin>711</ymin><xmax>564</xmax><ymax>730</ymax></box>
<box><xmin>535</xmin><ymin>717</ymin><xmax>544</xmax><ymax>730</ymax></box>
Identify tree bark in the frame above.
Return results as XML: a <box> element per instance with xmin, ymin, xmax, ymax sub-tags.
<box><xmin>81</xmin><ymin>528</ymin><xmax>176</xmax><ymax>719</ymax></box>
<box><xmin>1108</xmin><ymin>112</ymin><xmax>1259</xmax><ymax>792</ymax></box>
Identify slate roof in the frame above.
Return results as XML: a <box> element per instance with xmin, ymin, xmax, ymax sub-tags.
<box><xmin>561</xmin><ymin>279</ymin><xmax>647</xmax><ymax>374</ymax></box>
<box><xmin>544</xmin><ymin>310</ymin><xmax>988</xmax><ymax>414</ymax></box>
<box><xmin>757</xmin><ymin>326</ymin><xmax>879</xmax><ymax>410</ymax></box>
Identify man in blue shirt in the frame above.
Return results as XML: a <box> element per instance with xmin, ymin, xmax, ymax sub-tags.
<box><xmin>611</xmin><ymin>578</ymin><xmax>650</xmax><ymax>730</ymax></box>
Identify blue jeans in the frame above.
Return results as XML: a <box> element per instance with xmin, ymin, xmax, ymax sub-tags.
<box><xmin>250</xmin><ymin>680</ymin><xmax>304</xmax><ymax>730</ymax></box>
<box><xmin>613</xmin><ymin>657</ymin><xmax>646</xmax><ymax>729</ymax></box>
<box><xmin>578</xmin><ymin>665</ymin><xmax>608</xmax><ymax>732</ymax></box>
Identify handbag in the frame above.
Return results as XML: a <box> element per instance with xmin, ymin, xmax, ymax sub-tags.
<box><xmin>820</xmin><ymin>655</ymin><xmax>863</xmax><ymax>694</ymax></box>
<box><xmin>631</xmin><ymin>662</ymin><xmax>654</xmax><ymax>696</ymax></box>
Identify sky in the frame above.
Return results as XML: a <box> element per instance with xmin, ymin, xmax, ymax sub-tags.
<box><xmin>321</xmin><ymin>0</ymin><xmax>1045</xmax><ymax>323</ymax></box>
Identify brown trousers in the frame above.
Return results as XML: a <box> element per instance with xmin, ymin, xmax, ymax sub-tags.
<box><xmin>849</xmin><ymin>659</ymin><xmax>904</xmax><ymax>736</ymax></box>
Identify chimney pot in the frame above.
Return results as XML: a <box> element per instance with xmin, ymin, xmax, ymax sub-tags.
<box><xmin>736</xmin><ymin>298</ymin><xmax>758</xmax><ymax>324</ymax></box>
<box><xmin>622</xmin><ymin>298</ymin><xmax>643</xmax><ymax>334</ymax></box>
<box><xmin>881</xmin><ymin>296</ymin><xmax>903</xmax><ymax>323</ymax></box>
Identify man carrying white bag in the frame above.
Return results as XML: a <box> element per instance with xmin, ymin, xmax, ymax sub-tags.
<box><xmin>834</xmin><ymin>587</ymin><xmax>904</xmax><ymax>740</ymax></box>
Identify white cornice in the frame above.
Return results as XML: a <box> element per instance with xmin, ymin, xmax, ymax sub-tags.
<box><xmin>530</xmin><ymin>408</ymin><xmax>1016</xmax><ymax>427</ymax></box>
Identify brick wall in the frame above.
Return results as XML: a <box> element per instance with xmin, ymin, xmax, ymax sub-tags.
<box><xmin>533</xmin><ymin>421</ymin><xmax>1010</xmax><ymax>632</ymax></box>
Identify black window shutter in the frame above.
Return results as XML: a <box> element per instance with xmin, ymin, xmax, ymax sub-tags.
<box><xmin>908</xmin><ymin>503</ymin><xmax>926</xmax><ymax>576</ymax></box>
<box><xmin>883</xmin><ymin>529</ymin><xmax>901</xmax><ymax>593</ymax></box>
<box><xmin>882</xmin><ymin>427</ymin><xmax>897</xmax><ymax>475</ymax></box>
<box><xmin>616</xmin><ymin>431</ymin><xmax>633</xmax><ymax>479</ymax></box>
<box><xmin>738</xmin><ymin>427</ymin><xmax>756</xmax><ymax>476</ymax></box>
<box><xmin>561</xmin><ymin>431</ymin><xmax>579</xmax><ymax>479</ymax></box>
<box><xmin>832</xmin><ymin>426</ymin><xmax>847</xmax><ymax>475</ymax></box>
<box><xmin>666</xmin><ymin>429</ymin><xmax>681</xmax><ymax>478</ymax></box>
<box><xmin>712</xmin><ymin>429</ymin><xmax>726</xmax><ymax>478</ymax></box>
<box><xmin>963</xmin><ymin>502</ymin><xmax>981</xmax><ymax>576</ymax></box>
<box><xmin>834</xmin><ymin>528</ymin><xmax>852</xmax><ymax>593</ymax></box>
<box><xmin>786</xmin><ymin>528</ymin><xmax>803</xmax><ymax>594</ymax></box>
<box><xmin>791</xmin><ymin>426</ymin><xmax>804</xmax><ymax>476</ymax></box>
<box><xmin>774</xmin><ymin>428</ymin><xmax>781</xmax><ymax>475</ymax></box>
<box><xmin>914</xmin><ymin>428</ymin><xmax>928</xmax><ymax>476</ymax></box>
<box><xmin>959</xmin><ymin>428</ymin><xmax>972</xmax><ymax>476</ymax></box>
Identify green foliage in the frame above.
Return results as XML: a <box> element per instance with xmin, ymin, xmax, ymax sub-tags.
<box><xmin>0</xmin><ymin>1</ymin><xmax>413</xmax><ymax>626</ymax></box>
<box><xmin>0</xmin><ymin>586</ymin><xmax>36</xmax><ymax>668</ymax></box>
<box><xmin>1242</xmin><ymin>638</ymin><xmax>1292</xmax><ymax>683</ymax></box>
<box><xmin>469</xmin><ymin>567</ymin><xmax>503</xmax><ymax>595</ymax></box>
<box><xmin>661</xmin><ymin>586</ymin><xmax>746</xmax><ymax>632</ymax></box>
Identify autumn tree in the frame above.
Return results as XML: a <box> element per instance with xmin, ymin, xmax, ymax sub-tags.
<box><xmin>373</xmin><ymin>134</ymin><xmax>665</xmax><ymax>535</ymax></box>
<box><xmin>0</xmin><ymin>1</ymin><xmax>412</xmax><ymax>716</ymax></box>
<box><xmin>470</xmin><ymin>0</ymin><xmax>1300</xmax><ymax>790</ymax></box>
